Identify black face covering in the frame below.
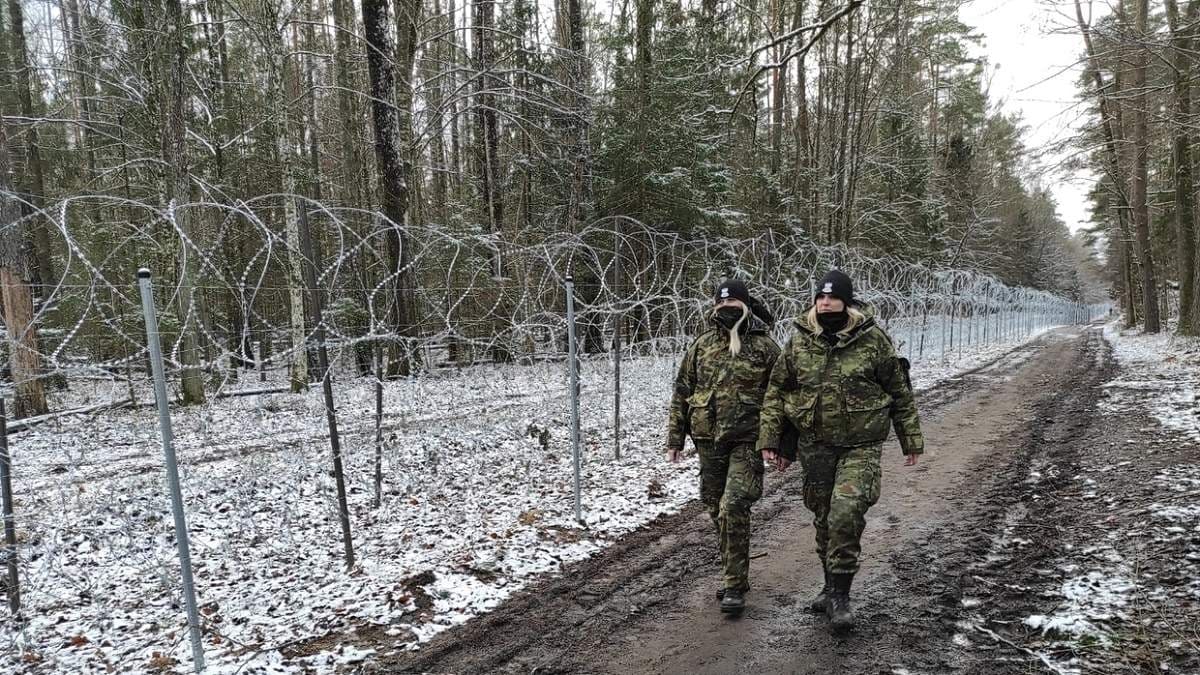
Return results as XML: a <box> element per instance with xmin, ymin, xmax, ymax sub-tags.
<box><xmin>715</xmin><ymin>306</ymin><xmax>745</xmax><ymax>331</ymax></box>
<box><xmin>817</xmin><ymin>310</ymin><xmax>849</xmax><ymax>334</ymax></box>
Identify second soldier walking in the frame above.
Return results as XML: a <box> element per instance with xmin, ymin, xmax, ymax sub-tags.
<box><xmin>758</xmin><ymin>270</ymin><xmax>923</xmax><ymax>631</ymax></box>
<box><xmin>666</xmin><ymin>280</ymin><xmax>779</xmax><ymax>614</ymax></box>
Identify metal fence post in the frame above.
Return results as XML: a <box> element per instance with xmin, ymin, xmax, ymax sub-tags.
<box><xmin>0</xmin><ymin>400</ymin><xmax>19</xmax><ymax>618</ymax></box>
<box><xmin>613</xmin><ymin>321</ymin><xmax>621</xmax><ymax>461</ymax></box>
<box><xmin>137</xmin><ymin>269</ymin><xmax>206</xmax><ymax>672</ymax></box>
<box><xmin>566</xmin><ymin>275</ymin><xmax>582</xmax><ymax>523</ymax></box>
<box><xmin>297</xmin><ymin>206</ymin><xmax>356</xmax><ymax>569</ymax></box>
<box><xmin>612</xmin><ymin>224</ymin><xmax>622</xmax><ymax>462</ymax></box>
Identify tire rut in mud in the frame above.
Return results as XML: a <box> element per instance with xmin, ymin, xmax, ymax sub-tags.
<box><xmin>883</xmin><ymin>327</ymin><xmax>1113</xmax><ymax>673</ymax></box>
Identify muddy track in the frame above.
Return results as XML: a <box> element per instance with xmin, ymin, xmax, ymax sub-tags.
<box><xmin>361</xmin><ymin>327</ymin><xmax>1107</xmax><ymax>675</ymax></box>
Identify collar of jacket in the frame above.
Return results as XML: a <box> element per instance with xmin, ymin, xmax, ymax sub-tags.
<box><xmin>792</xmin><ymin>310</ymin><xmax>878</xmax><ymax>348</ymax></box>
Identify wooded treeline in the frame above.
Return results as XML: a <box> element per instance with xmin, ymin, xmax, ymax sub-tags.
<box><xmin>0</xmin><ymin>0</ymin><xmax>1103</xmax><ymax>416</ymax></box>
<box><xmin>1072</xmin><ymin>0</ymin><xmax>1200</xmax><ymax>335</ymax></box>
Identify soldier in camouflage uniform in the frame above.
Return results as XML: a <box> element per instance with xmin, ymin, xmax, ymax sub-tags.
<box><xmin>758</xmin><ymin>270</ymin><xmax>923</xmax><ymax>631</ymax></box>
<box><xmin>666</xmin><ymin>280</ymin><xmax>780</xmax><ymax>614</ymax></box>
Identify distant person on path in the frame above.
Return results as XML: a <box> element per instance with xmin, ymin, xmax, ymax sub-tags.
<box><xmin>757</xmin><ymin>270</ymin><xmax>923</xmax><ymax>631</ymax></box>
<box><xmin>666</xmin><ymin>279</ymin><xmax>780</xmax><ymax>614</ymax></box>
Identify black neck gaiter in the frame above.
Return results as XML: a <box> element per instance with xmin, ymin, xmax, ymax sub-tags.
<box><xmin>817</xmin><ymin>310</ymin><xmax>849</xmax><ymax>335</ymax></box>
<box><xmin>715</xmin><ymin>306</ymin><xmax>746</xmax><ymax>332</ymax></box>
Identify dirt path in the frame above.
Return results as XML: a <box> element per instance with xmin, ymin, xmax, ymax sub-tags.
<box><xmin>363</xmin><ymin>326</ymin><xmax>1110</xmax><ymax>675</ymax></box>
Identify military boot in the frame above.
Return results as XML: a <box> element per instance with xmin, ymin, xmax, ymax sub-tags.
<box><xmin>826</xmin><ymin>573</ymin><xmax>855</xmax><ymax>631</ymax></box>
<box><xmin>808</xmin><ymin>571</ymin><xmax>833</xmax><ymax>613</ymax></box>
<box><xmin>719</xmin><ymin>588</ymin><xmax>746</xmax><ymax>614</ymax></box>
<box><xmin>715</xmin><ymin>586</ymin><xmax>725</xmax><ymax>602</ymax></box>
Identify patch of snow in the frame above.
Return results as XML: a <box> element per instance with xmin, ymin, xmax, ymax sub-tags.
<box><xmin>1102</xmin><ymin>323</ymin><xmax>1200</xmax><ymax>443</ymax></box>
<box><xmin>1021</xmin><ymin>563</ymin><xmax>1135</xmax><ymax>641</ymax></box>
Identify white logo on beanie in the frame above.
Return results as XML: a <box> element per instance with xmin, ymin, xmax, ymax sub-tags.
<box><xmin>822</xmin><ymin>282</ymin><xmax>833</xmax><ymax>294</ymax></box>
<box><xmin>720</xmin><ymin>287</ymin><xmax>730</xmax><ymax>298</ymax></box>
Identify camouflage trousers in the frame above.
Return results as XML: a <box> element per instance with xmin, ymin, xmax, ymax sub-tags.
<box><xmin>799</xmin><ymin>443</ymin><xmax>882</xmax><ymax>575</ymax></box>
<box><xmin>697</xmin><ymin>441</ymin><xmax>764</xmax><ymax>592</ymax></box>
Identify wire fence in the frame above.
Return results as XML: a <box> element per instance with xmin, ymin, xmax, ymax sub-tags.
<box><xmin>6</xmin><ymin>196</ymin><xmax>1101</xmax><ymax>402</ymax></box>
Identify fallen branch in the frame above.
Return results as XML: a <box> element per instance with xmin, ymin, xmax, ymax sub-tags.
<box><xmin>214</xmin><ymin>386</ymin><xmax>290</xmax><ymax>399</ymax></box>
<box><xmin>7</xmin><ymin>398</ymin><xmax>135</xmax><ymax>433</ymax></box>
<box><xmin>972</xmin><ymin>623</ymin><xmax>1077</xmax><ymax>675</ymax></box>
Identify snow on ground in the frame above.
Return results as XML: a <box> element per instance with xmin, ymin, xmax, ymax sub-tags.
<box><xmin>0</xmin><ymin>323</ymin><xmax>1066</xmax><ymax>673</ymax></box>
<box><xmin>1101</xmin><ymin>322</ymin><xmax>1200</xmax><ymax>442</ymax></box>
<box><xmin>987</xmin><ymin>322</ymin><xmax>1200</xmax><ymax>674</ymax></box>
<box><xmin>1101</xmin><ymin>323</ymin><xmax>1200</xmax><ymax>608</ymax></box>
<box><xmin>1022</xmin><ymin>564</ymin><xmax>1136</xmax><ymax>639</ymax></box>
<box><xmin>907</xmin><ymin>326</ymin><xmax>1055</xmax><ymax>392</ymax></box>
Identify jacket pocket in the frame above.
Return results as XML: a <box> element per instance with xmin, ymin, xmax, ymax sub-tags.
<box><xmin>840</xmin><ymin>385</ymin><xmax>892</xmax><ymax>444</ymax></box>
<box><xmin>723</xmin><ymin>390</ymin><xmax>764</xmax><ymax>440</ymax></box>
<box><xmin>687</xmin><ymin>390</ymin><xmax>715</xmax><ymax>440</ymax></box>
<box><xmin>782</xmin><ymin>390</ymin><xmax>818</xmax><ymax>435</ymax></box>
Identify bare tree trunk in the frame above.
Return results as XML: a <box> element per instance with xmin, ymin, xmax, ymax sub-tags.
<box><xmin>395</xmin><ymin>0</ymin><xmax>421</xmax><ymax>226</ymax></box>
<box><xmin>304</xmin><ymin>0</ymin><xmax>325</xmax><ymax>209</ymax></box>
<box><xmin>0</xmin><ymin>120</ymin><xmax>48</xmax><ymax>418</ymax></box>
<box><xmin>331</xmin><ymin>0</ymin><xmax>380</xmax><ymax>336</ymax></box>
<box><xmin>160</xmin><ymin>0</ymin><xmax>207</xmax><ymax>404</ymax></box>
<box><xmin>770</xmin><ymin>0</ymin><xmax>785</xmax><ymax>176</ymax></box>
<box><xmin>448</xmin><ymin>0</ymin><xmax>464</xmax><ymax>201</ymax></box>
<box><xmin>472</xmin><ymin>0</ymin><xmax>514</xmax><ymax>360</ymax></box>
<box><xmin>261</xmin><ymin>1</ymin><xmax>310</xmax><ymax>391</ymax></box>
<box><xmin>560</xmin><ymin>0</ymin><xmax>598</xmax><ymax>350</ymax></box>
<box><xmin>474</xmin><ymin>0</ymin><xmax>504</xmax><ymax>276</ymax></box>
<box><xmin>7</xmin><ymin>0</ymin><xmax>56</xmax><ymax>297</ymax></box>
<box><xmin>427</xmin><ymin>0</ymin><xmax>450</xmax><ymax>223</ymax></box>
<box><xmin>62</xmin><ymin>0</ymin><xmax>96</xmax><ymax>178</ymax></box>
<box><xmin>333</xmin><ymin>0</ymin><xmax>365</xmax><ymax>209</ymax></box>
<box><xmin>1167</xmin><ymin>0</ymin><xmax>1200</xmax><ymax>334</ymax></box>
<box><xmin>1075</xmin><ymin>0</ymin><xmax>1139</xmax><ymax>326</ymax></box>
<box><xmin>363</xmin><ymin>0</ymin><xmax>418</xmax><ymax>376</ymax></box>
<box><xmin>1130</xmin><ymin>0</ymin><xmax>1160</xmax><ymax>332</ymax></box>
<box><xmin>792</xmin><ymin>0</ymin><xmax>810</xmax><ymax>219</ymax></box>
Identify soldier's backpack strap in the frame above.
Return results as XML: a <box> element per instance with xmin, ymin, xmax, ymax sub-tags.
<box><xmin>872</xmin><ymin>324</ymin><xmax>914</xmax><ymax>392</ymax></box>
<box><xmin>896</xmin><ymin>357</ymin><xmax>914</xmax><ymax>391</ymax></box>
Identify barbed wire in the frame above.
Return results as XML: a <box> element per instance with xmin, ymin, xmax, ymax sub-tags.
<box><xmin>1</xmin><ymin>192</ymin><xmax>1099</xmax><ymax>394</ymax></box>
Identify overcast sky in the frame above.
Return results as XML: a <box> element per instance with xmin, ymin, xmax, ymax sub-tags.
<box><xmin>958</xmin><ymin>0</ymin><xmax>1103</xmax><ymax>234</ymax></box>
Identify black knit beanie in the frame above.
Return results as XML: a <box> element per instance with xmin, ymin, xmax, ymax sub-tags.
<box><xmin>715</xmin><ymin>279</ymin><xmax>775</xmax><ymax>326</ymax></box>
<box><xmin>814</xmin><ymin>270</ymin><xmax>855</xmax><ymax>306</ymax></box>
<box><xmin>715</xmin><ymin>279</ymin><xmax>752</xmax><ymax>306</ymax></box>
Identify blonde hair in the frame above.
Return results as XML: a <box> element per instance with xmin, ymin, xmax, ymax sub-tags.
<box><xmin>712</xmin><ymin>302</ymin><xmax>751</xmax><ymax>356</ymax></box>
<box><xmin>801</xmin><ymin>305</ymin><xmax>867</xmax><ymax>338</ymax></box>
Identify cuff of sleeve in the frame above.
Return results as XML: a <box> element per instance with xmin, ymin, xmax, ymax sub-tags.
<box><xmin>900</xmin><ymin>435</ymin><xmax>924</xmax><ymax>455</ymax></box>
<box><xmin>756</xmin><ymin>435</ymin><xmax>780</xmax><ymax>452</ymax></box>
<box><xmin>667</xmin><ymin>434</ymin><xmax>685</xmax><ymax>449</ymax></box>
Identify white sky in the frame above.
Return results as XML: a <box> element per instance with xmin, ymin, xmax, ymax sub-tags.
<box><xmin>958</xmin><ymin>0</ymin><xmax>1103</xmax><ymax>233</ymax></box>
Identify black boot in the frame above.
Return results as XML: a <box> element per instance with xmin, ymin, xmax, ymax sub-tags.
<box><xmin>720</xmin><ymin>588</ymin><xmax>746</xmax><ymax>614</ymax></box>
<box><xmin>826</xmin><ymin>573</ymin><xmax>855</xmax><ymax>631</ymax></box>
<box><xmin>717</xmin><ymin>582</ymin><xmax>749</xmax><ymax>601</ymax></box>
<box><xmin>808</xmin><ymin>571</ymin><xmax>833</xmax><ymax>613</ymax></box>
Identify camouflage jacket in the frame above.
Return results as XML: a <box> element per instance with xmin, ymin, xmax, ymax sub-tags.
<box><xmin>757</xmin><ymin>311</ymin><xmax>924</xmax><ymax>455</ymax></box>
<box><xmin>666</xmin><ymin>321</ymin><xmax>781</xmax><ymax>449</ymax></box>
